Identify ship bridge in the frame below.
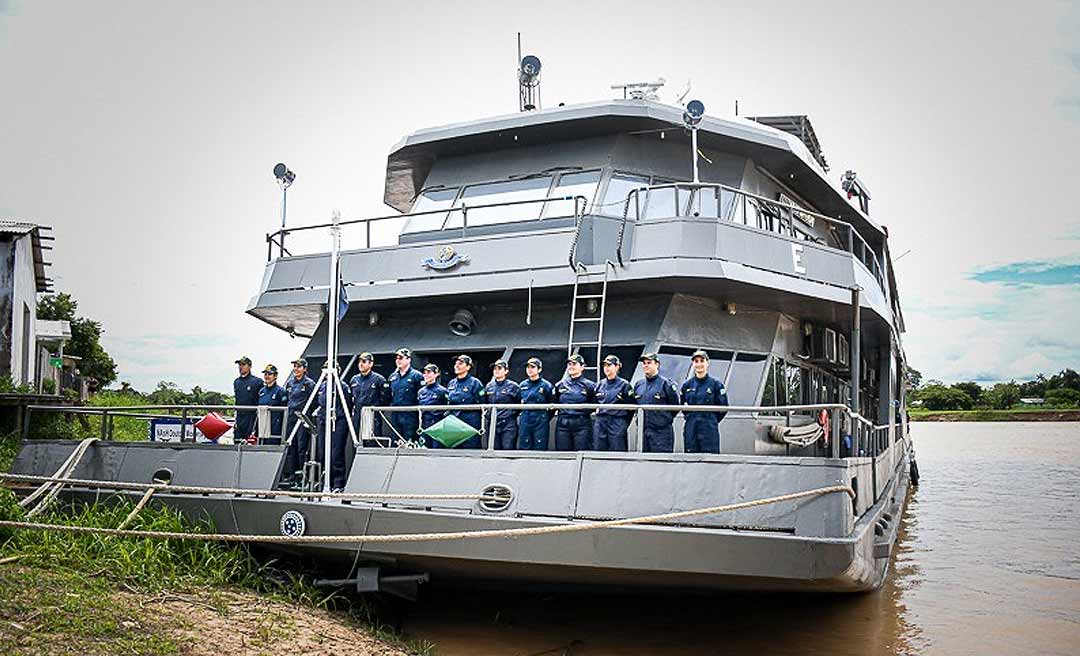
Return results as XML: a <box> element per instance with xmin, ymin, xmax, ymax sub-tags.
<box><xmin>248</xmin><ymin>99</ymin><xmax>906</xmax><ymax>445</ymax></box>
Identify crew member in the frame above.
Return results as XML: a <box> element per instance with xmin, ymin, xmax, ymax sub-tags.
<box><xmin>349</xmin><ymin>352</ymin><xmax>390</xmax><ymax>444</ymax></box>
<box><xmin>554</xmin><ymin>354</ymin><xmax>598</xmax><ymax>451</ymax></box>
<box><xmin>633</xmin><ymin>353</ymin><xmax>681</xmax><ymax>452</ymax></box>
<box><xmin>283</xmin><ymin>358</ymin><xmax>317</xmax><ymax>483</ymax></box>
<box><xmin>418</xmin><ymin>363</ymin><xmax>449</xmax><ymax>448</ymax></box>
<box><xmin>446</xmin><ymin>354</ymin><xmax>485</xmax><ymax>449</ymax></box>
<box><xmin>315</xmin><ymin>376</ymin><xmax>351</xmax><ymax>492</ymax></box>
<box><xmin>594</xmin><ymin>354</ymin><xmax>635</xmax><ymax>451</ymax></box>
<box><xmin>680</xmin><ymin>349</ymin><xmax>728</xmax><ymax>453</ymax></box>
<box><xmin>256</xmin><ymin>364</ymin><xmax>288</xmax><ymax>443</ymax></box>
<box><xmin>518</xmin><ymin>357</ymin><xmax>554</xmax><ymax>450</ymax></box>
<box><xmin>232</xmin><ymin>356</ymin><xmax>259</xmax><ymax>441</ymax></box>
<box><xmin>485</xmin><ymin>359</ymin><xmax>520</xmax><ymax>450</ymax></box>
<box><xmin>388</xmin><ymin>347</ymin><xmax>423</xmax><ymax>445</ymax></box>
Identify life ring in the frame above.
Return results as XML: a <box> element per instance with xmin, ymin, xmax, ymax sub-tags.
<box><xmin>817</xmin><ymin>409</ymin><xmax>830</xmax><ymax>445</ymax></box>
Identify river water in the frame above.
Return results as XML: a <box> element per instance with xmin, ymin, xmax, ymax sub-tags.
<box><xmin>402</xmin><ymin>423</ymin><xmax>1080</xmax><ymax>655</ymax></box>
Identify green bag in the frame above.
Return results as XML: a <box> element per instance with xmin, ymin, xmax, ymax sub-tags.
<box><xmin>421</xmin><ymin>415</ymin><xmax>481</xmax><ymax>448</ymax></box>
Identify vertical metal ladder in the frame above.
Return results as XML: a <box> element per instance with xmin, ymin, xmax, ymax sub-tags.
<box><xmin>567</xmin><ymin>260</ymin><xmax>614</xmax><ymax>382</ymax></box>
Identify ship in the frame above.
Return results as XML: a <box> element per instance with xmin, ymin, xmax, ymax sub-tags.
<box><xmin>9</xmin><ymin>63</ymin><xmax>916</xmax><ymax>595</ymax></box>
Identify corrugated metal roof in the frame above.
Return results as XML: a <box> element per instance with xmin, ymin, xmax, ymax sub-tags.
<box><xmin>0</xmin><ymin>220</ymin><xmax>54</xmax><ymax>292</ymax></box>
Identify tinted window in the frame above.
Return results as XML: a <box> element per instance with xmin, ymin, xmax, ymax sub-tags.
<box><xmin>727</xmin><ymin>352</ymin><xmax>769</xmax><ymax>406</ymax></box>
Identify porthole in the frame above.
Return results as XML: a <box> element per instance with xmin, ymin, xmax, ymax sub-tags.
<box><xmin>479</xmin><ymin>484</ymin><xmax>513</xmax><ymax>512</ymax></box>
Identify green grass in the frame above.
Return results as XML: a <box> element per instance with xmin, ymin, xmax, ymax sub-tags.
<box><xmin>0</xmin><ymin>429</ymin><xmax>431</xmax><ymax>655</ymax></box>
<box><xmin>909</xmin><ymin>407</ymin><xmax>1080</xmax><ymax>421</ymax></box>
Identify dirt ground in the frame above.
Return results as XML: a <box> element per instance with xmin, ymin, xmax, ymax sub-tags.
<box><xmin>128</xmin><ymin>589</ymin><xmax>411</xmax><ymax>656</ymax></box>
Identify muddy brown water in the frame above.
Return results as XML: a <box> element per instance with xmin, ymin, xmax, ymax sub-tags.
<box><xmin>401</xmin><ymin>423</ymin><xmax>1080</xmax><ymax>655</ymax></box>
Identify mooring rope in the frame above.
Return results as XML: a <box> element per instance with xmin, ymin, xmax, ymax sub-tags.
<box><xmin>19</xmin><ymin>437</ymin><xmax>99</xmax><ymax>518</ymax></box>
<box><xmin>116</xmin><ymin>485</ymin><xmax>161</xmax><ymax>530</ymax></box>
<box><xmin>0</xmin><ymin>473</ymin><xmax>496</xmax><ymax>501</ymax></box>
<box><xmin>0</xmin><ymin>485</ymin><xmax>853</xmax><ymax>545</ymax></box>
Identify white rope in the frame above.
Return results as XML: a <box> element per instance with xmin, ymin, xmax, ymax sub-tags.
<box><xmin>19</xmin><ymin>437</ymin><xmax>99</xmax><ymax>518</ymax></box>
<box><xmin>0</xmin><ymin>485</ymin><xmax>853</xmax><ymax>545</ymax></box>
<box><xmin>0</xmin><ymin>473</ymin><xmax>495</xmax><ymax>501</ymax></box>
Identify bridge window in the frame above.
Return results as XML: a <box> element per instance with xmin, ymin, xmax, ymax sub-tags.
<box><xmin>727</xmin><ymin>352</ymin><xmax>769</xmax><ymax>405</ymax></box>
<box><xmin>542</xmin><ymin>170</ymin><xmax>601</xmax><ymax>218</ymax></box>
<box><xmin>445</xmin><ymin>176</ymin><xmax>554</xmax><ymax>229</ymax></box>
<box><xmin>601</xmin><ymin>172</ymin><xmax>650</xmax><ymax>216</ymax></box>
<box><xmin>403</xmin><ymin>187</ymin><xmax>460</xmax><ymax>233</ymax></box>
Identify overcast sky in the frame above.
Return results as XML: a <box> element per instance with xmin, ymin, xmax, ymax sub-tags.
<box><xmin>1</xmin><ymin>1</ymin><xmax>1078</xmax><ymax>391</ymax></box>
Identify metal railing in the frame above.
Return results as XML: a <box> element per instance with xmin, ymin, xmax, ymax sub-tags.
<box><xmin>360</xmin><ymin>402</ymin><xmax>860</xmax><ymax>457</ymax></box>
<box><xmin>612</xmin><ymin>182</ymin><xmax>886</xmax><ymax>289</ymax></box>
<box><xmin>22</xmin><ymin>404</ymin><xmax>290</xmax><ymax>445</ymax></box>
<box><xmin>266</xmin><ymin>195</ymin><xmax>588</xmax><ymax>262</ymax></box>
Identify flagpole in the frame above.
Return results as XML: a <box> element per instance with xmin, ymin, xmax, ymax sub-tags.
<box><xmin>324</xmin><ymin>210</ymin><xmax>342</xmax><ymax>492</ymax></box>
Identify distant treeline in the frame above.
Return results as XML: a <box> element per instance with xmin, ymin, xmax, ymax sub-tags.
<box><xmin>106</xmin><ymin>381</ymin><xmax>234</xmax><ymax>407</ymax></box>
<box><xmin>909</xmin><ymin>368</ymin><xmax>1080</xmax><ymax>411</ymax></box>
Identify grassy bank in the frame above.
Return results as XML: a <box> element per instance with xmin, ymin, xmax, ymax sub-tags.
<box><xmin>909</xmin><ymin>408</ymin><xmax>1080</xmax><ymax>422</ymax></box>
<box><xmin>0</xmin><ymin>432</ymin><xmax>429</xmax><ymax>655</ymax></box>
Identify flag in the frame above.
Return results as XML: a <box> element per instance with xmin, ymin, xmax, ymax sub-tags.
<box><xmin>328</xmin><ymin>274</ymin><xmax>349</xmax><ymax>323</ymax></box>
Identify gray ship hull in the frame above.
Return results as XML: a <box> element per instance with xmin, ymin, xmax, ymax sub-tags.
<box><xmin>9</xmin><ymin>439</ymin><xmax>912</xmax><ymax>593</ymax></box>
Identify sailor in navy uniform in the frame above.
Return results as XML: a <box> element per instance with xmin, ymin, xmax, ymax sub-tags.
<box><xmin>418</xmin><ymin>363</ymin><xmax>449</xmax><ymax>447</ymax></box>
<box><xmin>632</xmin><ymin>352</ymin><xmax>681</xmax><ymax>452</ymax></box>
<box><xmin>283</xmin><ymin>358</ymin><xmax>317</xmax><ymax>482</ymax></box>
<box><xmin>349</xmin><ymin>352</ymin><xmax>390</xmax><ymax>444</ymax></box>
<box><xmin>446</xmin><ymin>354</ymin><xmax>486</xmax><ymax>449</ymax></box>
<box><xmin>517</xmin><ymin>357</ymin><xmax>554</xmax><ymax>450</ymax></box>
<box><xmin>593</xmin><ymin>354</ymin><xmax>635</xmax><ymax>451</ymax></box>
<box><xmin>680</xmin><ymin>349</ymin><xmax>728</xmax><ymax>453</ymax></box>
<box><xmin>256</xmin><ymin>364</ymin><xmax>288</xmax><ymax>443</ymax></box>
<box><xmin>314</xmin><ymin>375</ymin><xmax>352</xmax><ymax>491</ymax></box>
<box><xmin>232</xmin><ymin>356</ymin><xmax>259</xmax><ymax>441</ymax></box>
<box><xmin>388</xmin><ymin>347</ymin><xmax>423</xmax><ymax>445</ymax></box>
<box><xmin>554</xmin><ymin>353</ymin><xmax>598</xmax><ymax>451</ymax></box>
<box><xmin>485</xmin><ymin>359</ymin><xmax>520</xmax><ymax>450</ymax></box>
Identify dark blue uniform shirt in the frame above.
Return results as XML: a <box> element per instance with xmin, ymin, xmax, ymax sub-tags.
<box><xmin>234</xmin><ymin>373</ymin><xmax>260</xmax><ymax>407</ymax></box>
<box><xmin>680</xmin><ymin>374</ymin><xmax>729</xmax><ymax>423</ymax></box>
<box><xmin>447</xmin><ymin>374</ymin><xmax>486</xmax><ymax>429</ymax></box>
<box><xmin>257</xmin><ymin>383</ymin><xmax>288</xmax><ymax>436</ymax></box>
<box><xmin>596</xmin><ymin>376</ymin><xmax>636</xmax><ymax>418</ymax></box>
<box><xmin>286</xmin><ymin>375</ymin><xmax>317</xmax><ymax>410</ymax></box>
<box><xmin>316</xmin><ymin>380</ymin><xmax>349</xmax><ymax>420</ymax></box>
<box><xmin>389</xmin><ymin>368</ymin><xmax>424</xmax><ymax>407</ymax></box>
<box><xmin>418</xmin><ymin>382</ymin><xmax>449</xmax><ymax>428</ymax></box>
<box><xmin>485</xmin><ymin>378</ymin><xmax>521</xmax><ymax>424</ymax></box>
<box><xmin>633</xmin><ymin>374</ymin><xmax>681</xmax><ymax>429</ymax></box>
<box><xmin>349</xmin><ymin>371</ymin><xmax>389</xmax><ymax>408</ymax></box>
<box><xmin>554</xmin><ymin>376</ymin><xmax>598</xmax><ymax>416</ymax></box>
<box><xmin>519</xmin><ymin>377</ymin><xmax>555</xmax><ymax>417</ymax></box>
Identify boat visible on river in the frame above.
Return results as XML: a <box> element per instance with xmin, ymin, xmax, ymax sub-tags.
<box><xmin>9</xmin><ymin>68</ymin><xmax>916</xmax><ymax>594</ymax></box>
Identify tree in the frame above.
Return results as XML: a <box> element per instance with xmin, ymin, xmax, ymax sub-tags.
<box><xmin>37</xmin><ymin>293</ymin><xmax>118</xmax><ymax>388</ymax></box>
<box><xmin>1045</xmin><ymin>388</ymin><xmax>1080</xmax><ymax>408</ymax></box>
<box><xmin>951</xmin><ymin>381</ymin><xmax>983</xmax><ymax>403</ymax></box>
<box><xmin>1019</xmin><ymin>374</ymin><xmax>1048</xmax><ymax>398</ymax></box>
<box><xmin>906</xmin><ymin>366</ymin><xmax>923</xmax><ymax>390</ymax></box>
<box><xmin>984</xmin><ymin>381</ymin><xmax>1021</xmax><ymax>410</ymax></box>
<box><xmin>1046</xmin><ymin>369</ymin><xmax>1080</xmax><ymax>393</ymax></box>
<box><xmin>917</xmin><ymin>384</ymin><xmax>974</xmax><ymax>410</ymax></box>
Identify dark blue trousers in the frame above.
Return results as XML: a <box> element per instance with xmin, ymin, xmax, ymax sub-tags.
<box><xmin>593</xmin><ymin>415</ymin><xmax>630</xmax><ymax>451</ymax></box>
<box><xmin>644</xmin><ymin>425</ymin><xmax>675</xmax><ymax>453</ymax></box>
<box><xmin>518</xmin><ymin>412</ymin><xmax>549</xmax><ymax>450</ymax></box>
<box><xmin>314</xmin><ymin>420</ymin><xmax>350</xmax><ymax>489</ymax></box>
<box><xmin>555</xmin><ymin>414</ymin><xmax>593</xmax><ymax>451</ymax></box>
<box><xmin>234</xmin><ymin>412</ymin><xmax>256</xmax><ymax>441</ymax></box>
<box><xmin>683</xmin><ymin>417</ymin><xmax>720</xmax><ymax>453</ymax></box>
<box><xmin>390</xmin><ymin>413</ymin><xmax>419</xmax><ymax>445</ymax></box>
<box><xmin>495</xmin><ymin>420</ymin><xmax>518</xmax><ymax>450</ymax></box>
<box><xmin>283</xmin><ymin>411</ymin><xmax>309</xmax><ymax>476</ymax></box>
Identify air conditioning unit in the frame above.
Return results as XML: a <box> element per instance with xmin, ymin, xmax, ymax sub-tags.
<box><xmin>838</xmin><ymin>334</ymin><xmax>849</xmax><ymax>366</ymax></box>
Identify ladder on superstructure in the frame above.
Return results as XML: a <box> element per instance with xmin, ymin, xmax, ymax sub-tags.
<box><xmin>567</xmin><ymin>260</ymin><xmax>615</xmax><ymax>382</ymax></box>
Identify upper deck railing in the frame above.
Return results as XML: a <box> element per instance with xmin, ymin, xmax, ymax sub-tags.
<box><xmin>265</xmin><ymin>195</ymin><xmax>587</xmax><ymax>262</ymax></box>
<box><xmin>599</xmin><ymin>182</ymin><xmax>885</xmax><ymax>288</ymax></box>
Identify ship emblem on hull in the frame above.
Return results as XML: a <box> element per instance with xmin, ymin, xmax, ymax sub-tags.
<box><xmin>421</xmin><ymin>245</ymin><xmax>470</xmax><ymax>271</ymax></box>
